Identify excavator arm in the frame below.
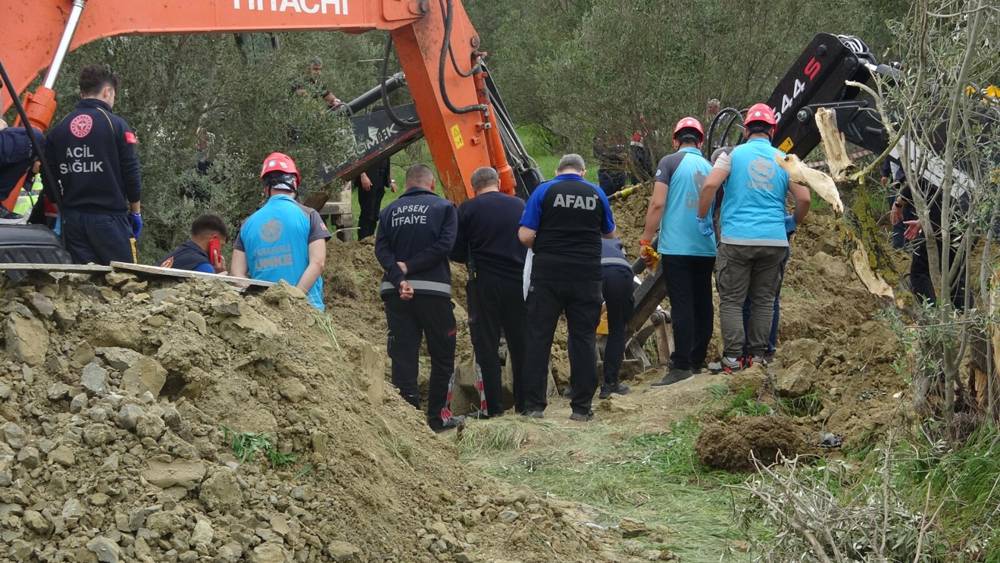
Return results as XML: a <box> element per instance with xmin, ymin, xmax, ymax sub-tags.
<box><xmin>0</xmin><ymin>0</ymin><xmax>531</xmax><ymax>203</ymax></box>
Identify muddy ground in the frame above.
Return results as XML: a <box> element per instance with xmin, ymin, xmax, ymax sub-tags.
<box><xmin>0</xmin><ymin>184</ymin><xmax>916</xmax><ymax>562</ymax></box>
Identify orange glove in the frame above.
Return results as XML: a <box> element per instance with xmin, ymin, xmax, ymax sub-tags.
<box><xmin>639</xmin><ymin>240</ymin><xmax>659</xmax><ymax>270</ymax></box>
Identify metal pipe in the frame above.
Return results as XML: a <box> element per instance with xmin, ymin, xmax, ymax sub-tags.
<box><xmin>43</xmin><ymin>0</ymin><xmax>87</xmax><ymax>89</ymax></box>
<box><xmin>344</xmin><ymin>72</ymin><xmax>407</xmax><ymax>115</ymax></box>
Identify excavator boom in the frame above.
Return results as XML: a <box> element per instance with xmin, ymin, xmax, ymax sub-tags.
<box><xmin>1</xmin><ymin>0</ymin><xmax>526</xmax><ymax>202</ymax></box>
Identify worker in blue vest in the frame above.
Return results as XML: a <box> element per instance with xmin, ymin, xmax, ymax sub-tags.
<box><xmin>231</xmin><ymin>152</ymin><xmax>331</xmax><ymax>310</ymax></box>
<box><xmin>641</xmin><ymin>117</ymin><xmax>717</xmax><ymax>385</ymax></box>
<box><xmin>697</xmin><ymin>104</ymin><xmax>811</xmax><ymax>372</ymax></box>
<box><xmin>599</xmin><ymin>237</ymin><xmax>633</xmax><ymax>399</ymax></box>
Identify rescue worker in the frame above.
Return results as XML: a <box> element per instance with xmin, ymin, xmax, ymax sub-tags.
<box><xmin>158</xmin><ymin>214</ymin><xmax>228</xmax><ymax>274</ymax></box>
<box><xmin>354</xmin><ymin>157</ymin><xmax>395</xmax><ymax>240</ymax></box>
<box><xmin>697</xmin><ymin>104</ymin><xmax>811</xmax><ymax>372</ymax></box>
<box><xmin>640</xmin><ymin>117</ymin><xmax>716</xmax><ymax>385</ymax></box>
<box><xmin>45</xmin><ymin>65</ymin><xmax>142</xmax><ymax>265</ymax></box>
<box><xmin>231</xmin><ymin>152</ymin><xmax>331</xmax><ymax>310</ymax></box>
<box><xmin>518</xmin><ymin>154</ymin><xmax>617</xmax><ymax>421</ymax></box>
<box><xmin>0</xmin><ymin>122</ymin><xmax>43</xmax><ymax>223</ymax></box>
<box><xmin>599</xmin><ymin>237</ymin><xmax>633</xmax><ymax>398</ymax></box>
<box><xmin>891</xmin><ymin>180</ymin><xmax>969</xmax><ymax>309</ymax></box>
<box><xmin>451</xmin><ymin>166</ymin><xmax>528</xmax><ymax>416</ymax></box>
<box><xmin>375</xmin><ymin>164</ymin><xmax>463</xmax><ymax>432</ymax></box>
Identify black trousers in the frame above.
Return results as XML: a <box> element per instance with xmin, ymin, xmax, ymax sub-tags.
<box><xmin>663</xmin><ymin>255</ymin><xmax>716</xmax><ymax>370</ymax></box>
<box><xmin>523</xmin><ymin>278</ymin><xmax>603</xmax><ymax>415</ymax></box>
<box><xmin>467</xmin><ymin>273</ymin><xmax>528</xmax><ymax>415</ymax></box>
<box><xmin>61</xmin><ymin>209</ymin><xmax>134</xmax><ymax>265</ymax></box>
<box><xmin>911</xmin><ymin>237</ymin><xmax>969</xmax><ymax>310</ymax></box>
<box><xmin>357</xmin><ymin>185</ymin><xmax>386</xmax><ymax>240</ymax></box>
<box><xmin>602</xmin><ymin>267</ymin><xmax>634</xmax><ymax>386</ymax></box>
<box><xmin>384</xmin><ymin>293</ymin><xmax>456</xmax><ymax>425</ymax></box>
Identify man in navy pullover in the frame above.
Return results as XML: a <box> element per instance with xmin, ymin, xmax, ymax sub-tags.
<box><xmin>46</xmin><ymin>65</ymin><xmax>142</xmax><ymax>265</ymax></box>
<box><xmin>451</xmin><ymin>166</ymin><xmax>528</xmax><ymax>417</ymax></box>
<box><xmin>518</xmin><ymin>154</ymin><xmax>617</xmax><ymax>421</ymax></box>
<box><xmin>375</xmin><ymin>164</ymin><xmax>463</xmax><ymax>432</ymax></box>
<box><xmin>158</xmin><ymin>214</ymin><xmax>228</xmax><ymax>274</ymax></box>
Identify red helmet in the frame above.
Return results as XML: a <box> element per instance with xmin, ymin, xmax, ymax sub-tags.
<box><xmin>260</xmin><ymin>152</ymin><xmax>301</xmax><ymax>188</ymax></box>
<box><xmin>744</xmin><ymin>103</ymin><xmax>777</xmax><ymax>127</ymax></box>
<box><xmin>673</xmin><ymin>117</ymin><xmax>705</xmax><ymax>141</ymax></box>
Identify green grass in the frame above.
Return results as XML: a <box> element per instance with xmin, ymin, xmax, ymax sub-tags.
<box><xmin>894</xmin><ymin>425</ymin><xmax>1000</xmax><ymax>557</ymax></box>
<box><xmin>722</xmin><ymin>387</ymin><xmax>774</xmax><ymax>418</ymax></box>
<box><xmin>463</xmin><ymin>417</ymin><xmax>755</xmax><ymax>562</ymax></box>
<box><xmin>222</xmin><ymin>427</ymin><xmax>297</xmax><ymax>468</ymax></box>
<box><xmin>458</xmin><ymin>418</ymin><xmax>530</xmax><ymax>455</ymax></box>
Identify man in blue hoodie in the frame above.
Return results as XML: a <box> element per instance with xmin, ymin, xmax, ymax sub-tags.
<box><xmin>376</xmin><ymin>164</ymin><xmax>463</xmax><ymax>432</ymax></box>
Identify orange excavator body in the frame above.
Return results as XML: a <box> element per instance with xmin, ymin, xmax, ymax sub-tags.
<box><xmin>0</xmin><ymin>0</ymin><xmax>518</xmax><ymax>209</ymax></box>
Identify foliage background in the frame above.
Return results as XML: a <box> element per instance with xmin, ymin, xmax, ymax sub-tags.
<box><xmin>16</xmin><ymin>0</ymin><xmax>910</xmax><ymax>257</ymax></box>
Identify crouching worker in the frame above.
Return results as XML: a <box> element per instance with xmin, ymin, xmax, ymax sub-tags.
<box><xmin>599</xmin><ymin>237</ymin><xmax>634</xmax><ymax>399</ymax></box>
<box><xmin>158</xmin><ymin>214</ymin><xmax>228</xmax><ymax>274</ymax></box>
<box><xmin>231</xmin><ymin>152</ymin><xmax>331</xmax><ymax>310</ymax></box>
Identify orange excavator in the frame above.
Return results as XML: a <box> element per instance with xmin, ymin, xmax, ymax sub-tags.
<box><xmin>0</xmin><ymin>0</ymin><xmax>542</xmax><ymax>232</ymax></box>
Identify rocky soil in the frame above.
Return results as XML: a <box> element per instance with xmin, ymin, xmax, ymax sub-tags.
<box><xmin>0</xmin><ymin>271</ymin><xmax>626</xmax><ymax>562</ymax></box>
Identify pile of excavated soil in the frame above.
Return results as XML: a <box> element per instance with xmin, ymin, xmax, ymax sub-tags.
<box><xmin>0</xmin><ymin>271</ymin><xmax>624</xmax><ymax>562</ymax></box>
<box><xmin>609</xmin><ymin>186</ymin><xmax>908</xmax><ymax>448</ymax></box>
<box><xmin>695</xmin><ymin>415</ymin><xmax>808</xmax><ymax>472</ymax></box>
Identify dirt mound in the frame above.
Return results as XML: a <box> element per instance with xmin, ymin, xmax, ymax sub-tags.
<box><xmin>0</xmin><ymin>271</ymin><xmax>618</xmax><ymax>562</ymax></box>
<box><xmin>695</xmin><ymin>416</ymin><xmax>808</xmax><ymax>472</ymax></box>
<box><xmin>609</xmin><ymin>186</ymin><xmax>909</xmax><ymax>446</ymax></box>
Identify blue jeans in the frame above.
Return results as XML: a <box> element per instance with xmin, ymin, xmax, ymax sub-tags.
<box><xmin>742</xmin><ymin>247</ymin><xmax>790</xmax><ymax>356</ymax></box>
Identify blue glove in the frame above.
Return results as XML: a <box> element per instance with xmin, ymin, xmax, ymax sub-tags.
<box><xmin>697</xmin><ymin>215</ymin><xmax>714</xmax><ymax>237</ymax></box>
<box><xmin>129</xmin><ymin>212</ymin><xmax>143</xmax><ymax>239</ymax></box>
<box><xmin>784</xmin><ymin>214</ymin><xmax>796</xmax><ymax>235</ymax></box>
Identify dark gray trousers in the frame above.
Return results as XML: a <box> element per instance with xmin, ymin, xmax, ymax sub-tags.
<box><xmin>716</xmin><ymin>243</ymin><xmax>788</xmax><ymax>358</ymax></box>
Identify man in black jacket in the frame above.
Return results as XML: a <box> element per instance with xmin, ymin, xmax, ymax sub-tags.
<box><xmin>451</xmin><ymin>167</ymin><xmax>527</xmax><ymax>417</ymax></box>
<box><xmin>375</xmin><ymin>164</ymin><xmax>463</xmax><ymax>432</ymax></box>
<box><xmin>45</xmin><ymin>65</ymin><xmax>142</xmax><ymax>265</ymax></box>
<box><xmin>158</xmin><ymin>214</ymin><xmax>228</xmax><ymax>274</ymax></box>
<box><xmin>518</xmin><ymin>154</ymin><xmax>617</xmax><ymax>421</ymax></box>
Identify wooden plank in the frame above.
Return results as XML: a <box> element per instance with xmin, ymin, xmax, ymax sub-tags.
<box><xmin>0</xmin><ymin>263</ymin><xmax>112</xmax><ymax>273</ymax></box>
<box><xmin>109</xmin><ymin>262</ymin><xmax>276</xmax><ymax>288</ymax></box>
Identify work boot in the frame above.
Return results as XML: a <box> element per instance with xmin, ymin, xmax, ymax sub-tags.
<box><xmin>652</xmin><ymin>367</ymin><xmax>693</xmax><ymax>386</ymax></box>
<box><xmin>569</xmin><ymin>411</ymin><xmax>594</xmax><ymax>422</ymax></box>
<box><xmin>599</xmin><ymin>382</ymin><xmax>630</xmax><ymax>399</ymax></box>
<box><xmin>707</xmin><ymin>356</ymin><xmax>751</xmax><ymax>374</ymax></box>
<box><xmin>522</xmin><ymin>410</ymin><xmax>545</xmax><ymax>419</ymax></box>
<box><xmin>429</xmin><ymin>415</ymin><xmax>466</xmax><ymax>433</ymax></box>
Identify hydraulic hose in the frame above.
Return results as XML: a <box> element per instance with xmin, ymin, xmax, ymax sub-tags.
<box><xmin>438</xmin><ymin>0</ymin><xmax>477</xmax><ymax>78</ymax></box>
<box><xmin>706</xmin><ymin>107</ymin><xmax>745</xmax><ymax>156</ymax></box>
<box><xmin>380</xmin><ymin>35</ymin><xmax>420</xmax><ymax>129</ymax></box>
<box><xmin>438</xmin><ymin>0</ymin><xmax>485</xmax><ymax>115</ymax></box>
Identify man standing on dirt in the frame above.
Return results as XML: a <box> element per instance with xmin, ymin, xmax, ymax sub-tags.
<box><xmin>45</xmin><ymin>64</ymin><xmax>142</xmax><ymax>264</ymax></box>
<box><xmin>354</xmin><ymin>157</ymin><xmax>395</xmax><ymax>240</ymax></box>
<box><xmin>697</xmin><ymin>104</ymin><xmax>811</xmax><ymax>372</ymax></box>
<box><xmin>518</xmin><ymin>154</ymin><xmax>617</xmax><ymax>421</ymax></box>
<box><xmin>451</xmin><ymin>166</ymin><xmax>528</xmax><ymax>417</ymax></box>
<box><xmin>231</xmin><ymin>152</ymin><xmax>331</xmax><ymax>310</ymax></box>
<box><xmin>640</xmin><ymin>117</ymin><xmax>716</xmax><ymax>386</ymax></box>
<box><xmin>375</xmin><ymin>164</ymin><xmax>464</xmax><ymax>432</ymax></box>
<box><xmin>598</xmin><ymin>237</ymin><xmax>633</xmax><ymax>399</ymax></box>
